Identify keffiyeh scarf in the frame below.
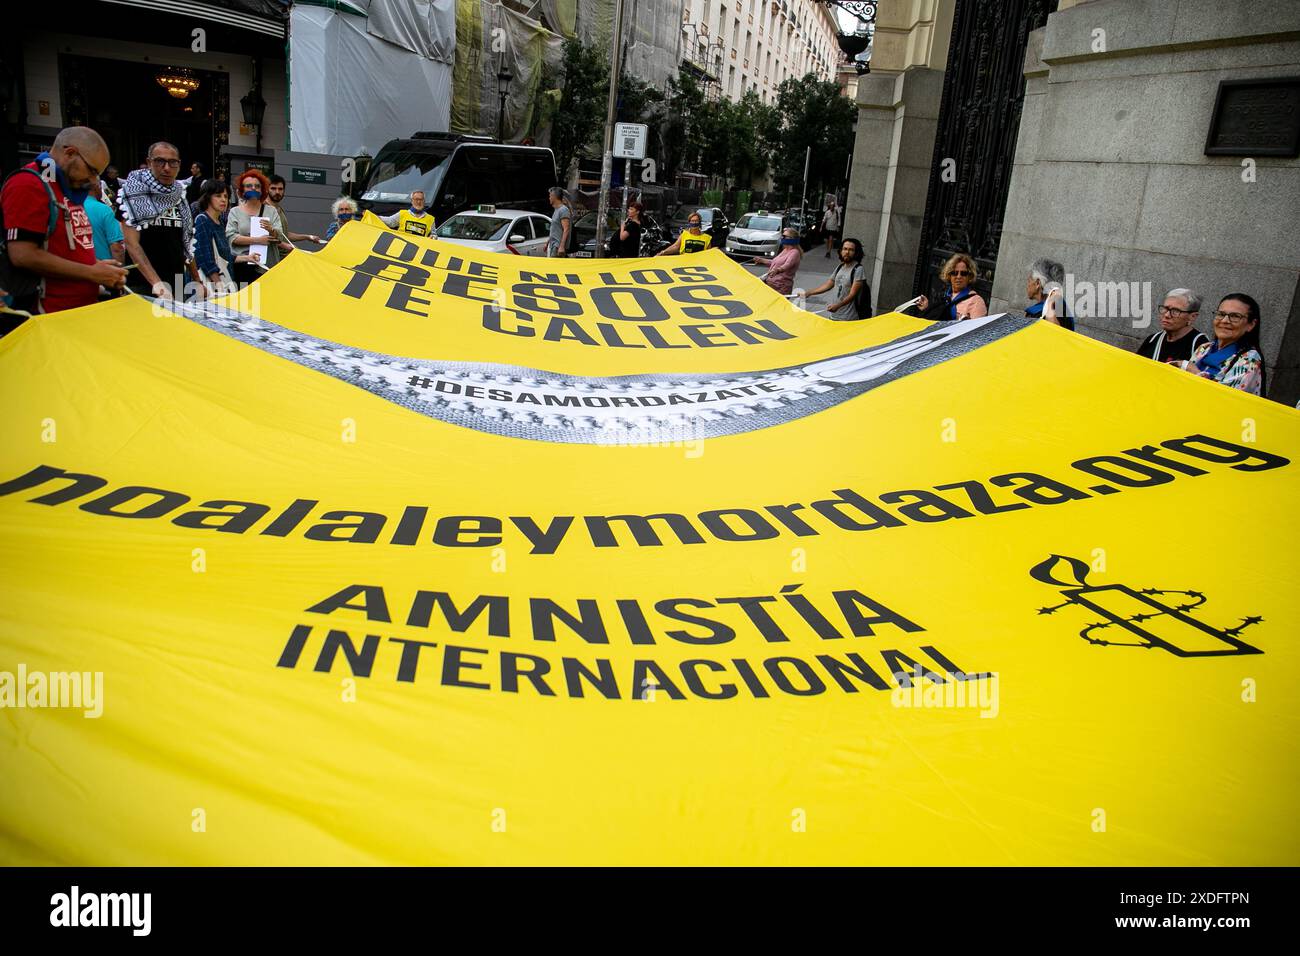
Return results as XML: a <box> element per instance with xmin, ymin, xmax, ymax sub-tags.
<box><xmin>116</xmin><ymin>168</ymin><xmax>193</xmax><ymax>253</ymax></box>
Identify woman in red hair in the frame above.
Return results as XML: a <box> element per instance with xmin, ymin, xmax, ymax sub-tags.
<box><xmin>225</xmin><ymin>167</ymin><xmax>291</xmax><ymax>284</ymax></box>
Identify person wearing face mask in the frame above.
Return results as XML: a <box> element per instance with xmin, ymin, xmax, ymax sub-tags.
<box><xmin>751</xmin><ymin>227</ymin><xmax>804</xmax><ymax>295</ymax></box>
<box><xmin>323</xmin><ymin>197</ymin><xmax>358</xmax><ymax>242</ymax></box>
<box><xmin>379</xmin><ymin>189</ymin><xmax>435</xmax><ymax>237</ymax></box>
<box><xmin>656</xmin><ymin>212</ymin><xmax>711</xmax><ymax>255</ymax></box>
<box><xmin>0</xmin><ymin>125</ymin><xmax>127</xmax><ymax>323</ymax></box>
<box><xmin>912</xmin><ymin>253</ymin><xmax>988</xmax><ymax>321</ymax></box>
<box><xmin>225</xmin><ymin>168</ymin><xmax>290</xmax><ymax>285</ymax></box>
<box><xmin>1179</xmin><ymin>293</ymin><xmax>1266</xmax><ymax>395</ymax></box>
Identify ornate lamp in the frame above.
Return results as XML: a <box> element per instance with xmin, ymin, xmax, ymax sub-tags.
<box><xmin>156</xmin><ymin>67</ymin><xmax>200</xmax><ymax>99</ymax></box>
<box><xmin>819</xmin><ymin>1</ymin><xmax>877</xmax><ymax>76</ymax></box>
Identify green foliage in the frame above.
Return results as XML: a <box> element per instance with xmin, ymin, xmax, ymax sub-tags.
<box><xmin>539</xmin><ymin>40</ymin><xmax>852</xmax><ymax>199</ymax></box>
<box><xmin>767</xmin><ymin>74</ymin><xmax>856</xmax><ymax>198</ymax></box>
<box><xmin>549</xmin><ymin>38</ymin><xmax>608</xmax><ymax>183</ymax></box>
<box><xmin>659</xmin><ymin>74</ymin><xmax>706</xmax><ymax>179</ymax></box>
<box><xmin>617</xmin><ymin>74</ymin><xmax>664</xmax><ymax>127</ymax></box>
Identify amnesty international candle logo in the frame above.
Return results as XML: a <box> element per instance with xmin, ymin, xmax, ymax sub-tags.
<box><xmin>1031</xmin><ymin>554</ymin><xmax>1263</xmax><ymax>657</ymax></box>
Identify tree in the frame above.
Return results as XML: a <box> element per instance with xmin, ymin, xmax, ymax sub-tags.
<box><xmin>654</xmin><ymin>74</ymin><xmax>708</xmax><ymax>181</ymax></box>
<box><xmin>768</xmin><ymin>75</ymin><xmax>856</xmax><ymax>202</ymax></box>
<box><xmin>547</xmin><ymin>39</ymin><xmax>608</xmax><ymax>185</ymax></box>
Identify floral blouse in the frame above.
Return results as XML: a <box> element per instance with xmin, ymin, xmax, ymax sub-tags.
<box><xmin>1187</xmin><ymin>341</ymin><xmax>1264</xmax><ymax>396</ymax></box>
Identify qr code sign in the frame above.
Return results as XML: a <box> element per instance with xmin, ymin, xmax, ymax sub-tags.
<box><xmin>622</xmin><ymin>137</ymin><xmax>636</xmax><ymax>153</ymax></box>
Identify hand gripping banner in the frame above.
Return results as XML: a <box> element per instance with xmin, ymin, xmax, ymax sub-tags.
<box><xmin>1</xmin><ymin>221</ymin><xmax>1297</xmax><ymax>865</ymax></box>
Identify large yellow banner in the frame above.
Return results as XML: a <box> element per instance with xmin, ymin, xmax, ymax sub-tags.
<box><xmin>1</xmin><ymin>222</ymin><xmax>1296</xmax><ymax>865</ymax></box>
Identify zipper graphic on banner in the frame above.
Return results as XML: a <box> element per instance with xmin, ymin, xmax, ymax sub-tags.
<box><xmin>162</xmin><ymin>299</ymin><xmax>1029</xmax><ymax>444</ymax></box>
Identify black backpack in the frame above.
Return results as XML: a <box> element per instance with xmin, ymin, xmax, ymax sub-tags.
<box><xmin>853</xmin><ymin>265</ymin><xmax>874</xmax><ymax>318</ymax></box>
<box><xmin>0</xmin><ymin>165</ymin><xmax>61</xmax><ymax>314</ymax></box>
<box><xmin>836</xmin><ymin>262</ymin><xmax>873</xmax><ymax>319</ymax></box>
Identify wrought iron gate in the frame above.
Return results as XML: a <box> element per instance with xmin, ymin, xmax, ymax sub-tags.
<box><xmin>912</xmin><ymin>0</ymin><xmax>1057</xmax><ymax>299</ymax></box>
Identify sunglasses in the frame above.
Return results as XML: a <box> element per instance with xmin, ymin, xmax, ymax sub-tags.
<box><xmin>951</xmin><ymin>269</ymin><xmax>973</xmax><ymax>277</ymax></box>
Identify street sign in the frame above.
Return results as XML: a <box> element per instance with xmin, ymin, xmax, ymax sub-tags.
<box><xmin>613</xmin><ymin>122</ymin><xmax>648</xmax><ymax>160</ymax></box>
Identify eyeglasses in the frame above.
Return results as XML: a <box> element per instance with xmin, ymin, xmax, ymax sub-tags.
<box><xmin>69</xmin><ymin>148</ymin><xmax>102</xmax><ymax>181</ymax></box>
<box><xmin>150</xmin><ymin>157</ymin><xmax>182</xmax><ymax>169</ymax></box>
<box><xmin>951</xmin><ymin>269</ymin><xmax>972</xmax><ymax>277</ymax></box>
<box><xmin>1159</xmin><ymin>305</ymin><xmax>1196</xmax><ymax>316</ymax></box>
<box><xmin>1213</xmin><ymin>310</ymin><xmax>1252</xmax><ymax>324</ymax></box>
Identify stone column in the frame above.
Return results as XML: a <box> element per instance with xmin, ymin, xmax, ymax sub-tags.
<box><xmin>842</xmin><ymin>68</ymin><xmax>945</xmax><ymax>310</ymax></box>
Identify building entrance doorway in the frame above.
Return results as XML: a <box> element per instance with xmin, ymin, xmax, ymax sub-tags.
<box><xmin>58</xmin><ymin>54</ymin><xmax>230</xmax><ymax>180</ymax></box>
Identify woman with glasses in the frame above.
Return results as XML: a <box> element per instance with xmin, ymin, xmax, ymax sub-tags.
<box><xmin>1180</xmin><ymin>293</ymin><xmax>1265</xmax><ymax>395</ymax></box>
<box><xmin>913</xmin><ymin>253</ymin><xmax>988</xmax><ymax>321</ymax></box>
<box><xmin>1136</xmin><ymin>289</ymin><xmax>1210</xmax><ymax>364</ymax></box>
<box><xmin>225</xmin><ymin>168</ymin><xmax>291</xmax><ymax>285</ymax></box>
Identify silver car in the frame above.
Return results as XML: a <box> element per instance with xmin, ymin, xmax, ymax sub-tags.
<box><xmin>725</xmin><ymin>211</ymin><xmax>786</xmax><ymax>258</ymax></box>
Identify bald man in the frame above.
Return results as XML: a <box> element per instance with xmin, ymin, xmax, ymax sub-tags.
<box><xmin>1</xmin><ymin>125</ymin><xmax>127</xmax><ymax>321</ymax></box>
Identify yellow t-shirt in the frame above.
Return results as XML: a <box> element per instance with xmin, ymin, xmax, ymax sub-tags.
<box><xmin>396</xmin><ymin>209</ymin><xmax>435</xmax><ymax>236</ymax></box>
<box><xmin>680</xmin><ymin>231</ymin><xmax>711</xmax><ymax>254</ymax></box>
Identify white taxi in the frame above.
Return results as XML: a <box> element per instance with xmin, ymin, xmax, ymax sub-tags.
<box><xmin>434</xmin><ymin>206</ymin><xmax>551</xmax><ymax>255</ymax></box>
<box><xmin>724</xmin><ymin>210</ymin><xmax>786</xmax><ymax>259</ymax></box>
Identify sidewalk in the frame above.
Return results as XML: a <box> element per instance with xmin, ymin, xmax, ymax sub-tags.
<box><xmin>738</xmin><ymin>250</ymin><xmax>842</xmax><ymax>314</ymax></box>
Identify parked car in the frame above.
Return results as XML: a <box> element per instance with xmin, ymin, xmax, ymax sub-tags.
<box><xmin>573</xmin><ymin>209</ymin><xmax>672</xmax><ymax>257</ymax></box>
<box><xmin>666</xmin><ymin>204</ymin><xmax>730</xmax><ymax>251</ymax></box>
<box><xmin>725</xmin><ymin>210</ymin><xmax>786</xmax><ymax>259</ymax></box>
<box><xmin>433</xmin><ymin>206</ymin><xmax>551</xmax><ymax>255</ymax></box>
<box><xmin>358</xmin><ymin>133</ymin><xmax>557</xmax><ymax>226</ymax></box>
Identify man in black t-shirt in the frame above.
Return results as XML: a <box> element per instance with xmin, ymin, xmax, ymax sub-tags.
<box><xmin>116</xmin><ymin>142</ymin><xmax>200</xmax><ymax>299</ymax></box>
<box><xmin>1137</xmin><ymin>288</ymin><xmax>1210</xmax><ymax>364</ymax></box>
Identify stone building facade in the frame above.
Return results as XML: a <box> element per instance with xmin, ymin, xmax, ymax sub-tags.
<box><xmin>844</xmin><ymin>0</ymin><xmax>1300</xmax><ymax>403</ymax></box>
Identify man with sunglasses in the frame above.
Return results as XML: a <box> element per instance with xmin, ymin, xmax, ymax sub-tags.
<box><xmin>1136</xmin><ymin>289</ymin><xmax>1210</xmax><ymax>364</ymax></box>
<box><xmin>1</xmin><ymin>125</ymin><xmax>127</xmax><ymax>322</ymax></box>
<box><xmin>116</xmin><ymin>142</ymin><xmax>201</xmax><ymax>300</ymax></box>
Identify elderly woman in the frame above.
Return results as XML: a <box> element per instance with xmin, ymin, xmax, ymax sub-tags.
<box><xmin>323</xmin><ymin>197</ymin><xmax>358</xmax><ymax>242</ymax></box>
<box><xmin>225</xmin><ymin>168</ymin><xmax>291</xmax><ymax>284</ymax></box>
<box><xmin>1136</xmin><ymin>288</ymin><xmax>1210</xmax><ymax>364</ymax></box>
<box><xmin>752</xmin><ymin>228</ymin><xmax>803</xmax><ymax>295</ymax></box>
<box><xmin>1024</xmin><ymin>257</ymin><xmax>1074</xmax><ymax>330</ymax></box>
<box><xmin>914</xmin><ymin>253</ymin><xmax>988</xmax><ymax>321</ymax></box>
<box><xmin>1181</xmin><ymin>293</ymin><xmax>1265</xmax><ymax>395</ymax></box>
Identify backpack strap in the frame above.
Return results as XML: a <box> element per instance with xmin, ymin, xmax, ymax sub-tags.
<box><xmin>0</xmin><ymin>166</ymin><xmax>60</xmax><ymax>242</ymax></box>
